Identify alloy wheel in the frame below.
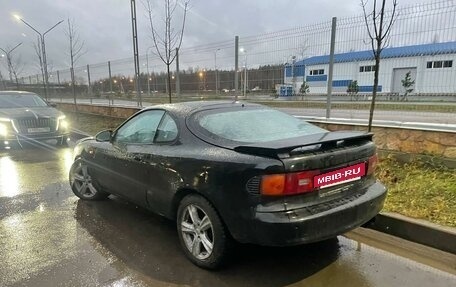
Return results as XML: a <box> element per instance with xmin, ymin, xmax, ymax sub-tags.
<box><xmin>180</xmin><ymin>204</ymin><xmax>214</xmax><ymax>260</ymax></box>
<box><xmin>70</xmin><ymin>162</ymin><xmax>98</xmax><ymax>198</ymax></box>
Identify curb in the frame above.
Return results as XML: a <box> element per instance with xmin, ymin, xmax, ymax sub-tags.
<box><xmin>366</xmin><ymin>212</ymin><xmax>456</xmax><ymax>254</ymax></box>
<box><xmin>345</xmin><ymin>227</ymin><xmax>456</xmax><ymax>275</ymax></box>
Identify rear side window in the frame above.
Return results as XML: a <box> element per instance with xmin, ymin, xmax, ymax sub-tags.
<box><xmin>194</xmin><ymin>108</ymin><xmax>326</xmax><ymax>143</ymax></box>
<box><xmin>155</xmin><ymin>113</ymin><xmax>178</xmax><ymax>143</ymax></box>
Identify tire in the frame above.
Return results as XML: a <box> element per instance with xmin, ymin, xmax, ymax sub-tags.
<box><xmin>69</xmin><ymin>159</ymin><xmax>109</xmax><ymax>200</ymax></box>
<box><xmin>177</xmin><ymin>194</ymin><xmax>233</xmax><ymax>269</ymax></box>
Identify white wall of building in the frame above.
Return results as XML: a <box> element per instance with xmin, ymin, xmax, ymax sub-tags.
<box><xmin>285</xmin><ymin>54</ymin><xmax>456</xmax><ymax>94</ymax></box>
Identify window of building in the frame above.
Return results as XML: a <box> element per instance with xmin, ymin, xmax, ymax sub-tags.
<box><xmin>444</xmin><ymin>60</ymin><xmax>453</xmax><ymax>68</ymax></box>
<box><xmin>359</xmin><ymin>65</ymin><xmax>375</xmax><ymax>73</ymax></box>
<box><xmin>427</xmin><ymin>60</ymin><xmax>453</xmax><ymax>69</ymax></box>
<box><xmin>310</xmin><ymin>69</ymin><xmax>324</xmax><ymax>75</ymax></box>
<box><xmin>434</xmin><ymin>61</ymin><xmax>443</xmax><ymax>68</ymax></box>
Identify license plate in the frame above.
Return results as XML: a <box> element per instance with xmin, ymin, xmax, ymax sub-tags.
<box><xmin>27</xmin><ymin>127</ymin><xmax>50</xmax><ymax>133</ymax></box>
<box><xmin>314</xmin><ymin>162</ymin><xmax>366</xmax><ymax>189</ymax></box>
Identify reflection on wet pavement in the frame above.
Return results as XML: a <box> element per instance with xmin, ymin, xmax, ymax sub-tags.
<box><xmin>0</xmin><ymin>143</ymin><xmax>455</xmax><ymax>287</ymax></box>
<box><xmin>0</xmin><ymin>143</ymin><xmax>73</xmax><ymax>198</ymax></box>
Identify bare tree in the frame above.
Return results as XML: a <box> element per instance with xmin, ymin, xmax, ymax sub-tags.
<box><xmin>296</xmin><ymin>40</ymin><xmax>308</xmax><ymax>98</ymax></box>
<box><xmin>361</xmin><ymin>0</ymin><xmax>398</xmax><ymax>132</ymax></box>
<box><xmin>0</xmin><ymin>71</ymin><xmax>6</xmax><ymax>90</ymax></box>
<box><xmin>10</xmin><ymin>55</ymin><xmax>25</xmax><ymax>89</ymax></box>
<box><xmin>144</xmin><ymin>0</ymin><xmax>190</xmax><ymax>103</ymax></box>
<box><xmin>33</xmin><ymin>37</ymin><xmax>46</xmax><ymax>91</ymax></box>
<box><xmin>0</xmin><ymin>43</ymin><xmax>22</xmax><ymax>88</ymax></box>
<box><xmin>64</xmin><ymin>18</ymin><xmax>85</xmax><ymax>109</ymax></box>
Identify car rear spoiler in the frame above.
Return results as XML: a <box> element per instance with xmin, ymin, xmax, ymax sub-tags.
<box><xmin>233</xmin><ymin>131</ymin><xmax>373</xmax><ymax>159</ymax></box>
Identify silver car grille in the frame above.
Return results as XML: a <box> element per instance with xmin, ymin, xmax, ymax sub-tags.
<box><xmin>13</xmin><ymin>118</ymin><xmax>57</xmax><ymax>133</ymax></box>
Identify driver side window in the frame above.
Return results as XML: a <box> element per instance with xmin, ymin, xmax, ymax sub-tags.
<box><xmin>114</xmin><ymin>110</ymin><xmax>165</xmax><ymax>144</ymax></box>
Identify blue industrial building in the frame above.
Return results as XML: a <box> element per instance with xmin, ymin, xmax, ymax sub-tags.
<box><xmin>283</xmin><ymin>41</ymin><xmax>456</xmax><ymax>95</ymax></box>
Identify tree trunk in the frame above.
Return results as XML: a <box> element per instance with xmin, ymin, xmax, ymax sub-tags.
<box><xmin>71</xmin><ymin>67</ymin><xmax>78</xmax><ymax>117</ymax></box>
<box><xmin>368</xmin><ymin>52</ymin><xmax>381</xmax><ymax>132</ymax></box>
<box><xmin>167</xmin><ymin>64</ymin><xmax>172</xmax><ymax>103</ymax></box>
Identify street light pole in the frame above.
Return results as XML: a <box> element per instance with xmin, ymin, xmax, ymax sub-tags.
<box><xmin>16</xmin><ymin>16</ymin><xmax>63</xmax><ymax>100</ymax></box>
<box><xmin>130</xmin><ymin>0</ymin><xmax>142</xmax><ymax>107</ymax></box>
<box><xmin>214</xmin><ymin>48</ymin><xmax>221</xmax><ymax>95</ymax></box>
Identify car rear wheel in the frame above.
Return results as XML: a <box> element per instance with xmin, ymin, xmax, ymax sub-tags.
<box><xmin>69</xmin><ymin>159</ymin><xmax>108</xmax><ymax>200</ymax></box>
<box><xmin>177</xmin><ymin>194</ymin><xmax>232</xmax><ymax>269</ymax></box>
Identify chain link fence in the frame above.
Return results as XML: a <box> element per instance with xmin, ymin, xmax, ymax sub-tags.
<box><xmin>3</xmin><ymin>0</ymin><xmax>456</xmax><ymax>124</ymax></box>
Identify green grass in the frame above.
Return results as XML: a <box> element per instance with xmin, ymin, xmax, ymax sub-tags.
<box><xmin>377</xmin><ymin>156</ymin><xmax>456</xmax><ymax>227</ymax></box>
<box><xmin>67</xmin><ymin>112</ymin><xmax>456</xmax><ymax>227</ymax></box>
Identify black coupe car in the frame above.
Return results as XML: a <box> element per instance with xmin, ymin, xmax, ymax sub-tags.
<box><xmin>0</xmin><ymin>91</ymin><xmax>70</xmax><ymax>148</ymax></box>
<box><xmin>69</xmin><ymin>101</ymin><xmax>387</xmax><ymax>269</ymax></box>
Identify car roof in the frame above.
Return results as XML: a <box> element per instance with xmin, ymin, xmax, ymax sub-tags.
<box><xmin>145</xmin><ymin>100</ymin><xmax>265</xmax><ymax>117</ymax></box>
<box><xmin>0</xmin><ymin>91</ymin><xmax>38</xmax><ymax>96</ymax></box>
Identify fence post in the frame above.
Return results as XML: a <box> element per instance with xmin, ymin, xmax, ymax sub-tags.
<box><xmin>57</xmin><ymin>70</ymin><xmax>61</xmax><ymax>102</ymax></box>
<box><xmin>326</xmin><ymin>17</ymin><xmax>337</xmax><ymax>119</ymax></box>
<box><xmin>234</xmin><ymin>36</ymin><xmax>239</xmax><ymax>101</ymax></box>
<box><xmin>108</xmin><ymin>61</ymin><xmax>113</xmax><ymax>105</ymax></box>
<box><xmin>176</xmin><ymin>47</ymin><xmax>181</xmax><ymax>98</ymax></box>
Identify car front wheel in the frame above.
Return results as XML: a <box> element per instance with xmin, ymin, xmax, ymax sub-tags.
<box><xmin>177</xmin><ymin>194</ymin><xmax>233</xmax><ymax>269</ymax></box>
<box><xmin>69</xmin><ymin>159</ymin><xmax>108</xmax><ymax>200</ymax></box>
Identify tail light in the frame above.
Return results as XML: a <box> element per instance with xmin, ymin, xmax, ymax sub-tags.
<box><xmin>260</xmin><ymin>154</ymin><xmax>378</xmax><ymax>196</ymax></box>
<box><xmin>366</xmin><ymin>154</ymin><xmax>378</xmax><ymax>175</ymax></box>
<box><xmin>261</xmin><ymin>170</ymin><xmax>320</xmax><ymax>196</ymax></box>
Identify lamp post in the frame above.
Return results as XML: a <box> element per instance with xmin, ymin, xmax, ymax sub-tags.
<box><xmin>0</xmin><ymin>43</ymin><xmax>22</xmax><ymax>86</ymax></box>
<box><xmin>214</xmin><ymin>48</ymin><xmax>221</xmax><ymax>95</ymax></box>
<box><xmin>15</xmin><ymin>15</ymin><xmax>63</xmax><ymax>100</ymax></box>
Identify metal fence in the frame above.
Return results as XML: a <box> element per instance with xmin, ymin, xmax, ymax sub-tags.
<box><xmin>2</xmin><ymin>0</ymin><xmax>456</xmax><ymax>124</ymax></box>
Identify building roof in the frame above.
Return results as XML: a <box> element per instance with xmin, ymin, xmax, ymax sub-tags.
<box><xmin>299</xmin><ymin>41</ymin><xmax>456</xmax><ymax>66</ymax></box>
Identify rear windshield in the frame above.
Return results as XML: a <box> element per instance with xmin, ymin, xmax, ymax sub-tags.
<box><xmin>193</xmin><ymin>108</ymin><xmax>327</xmax><ymax>143</ymax></box>
<box><xmin>0</xmin><ymin>94</ymin><xmax>48</xmax><ymax>108</ymax></box>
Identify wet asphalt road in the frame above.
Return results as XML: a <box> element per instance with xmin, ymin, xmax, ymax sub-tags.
<box><xmin>0</xmin><ymin>141</ymin><xmax>455</xmax><ymax>287</ymax></box>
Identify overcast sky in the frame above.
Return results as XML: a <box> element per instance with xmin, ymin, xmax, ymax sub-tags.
<box><xmin>0</xmin><ymin>0</ymin><xmax>430</xmax><ymax>77</ymax></box>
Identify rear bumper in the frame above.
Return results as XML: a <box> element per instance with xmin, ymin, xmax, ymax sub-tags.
<box><xmin>240</xmin><ymin>181</ymin><xmax>387</xmax><ymax>246</ymax></box>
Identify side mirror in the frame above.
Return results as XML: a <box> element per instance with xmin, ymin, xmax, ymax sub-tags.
<box><xmin>48</xmin><ymin>102</ymin><xmax>57</xmax><ymax>107</ymax></box>
<box><xmin>95</xmin><ymin>130</ymin><xmax>112</xmax><ymax>142</ymax></box>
